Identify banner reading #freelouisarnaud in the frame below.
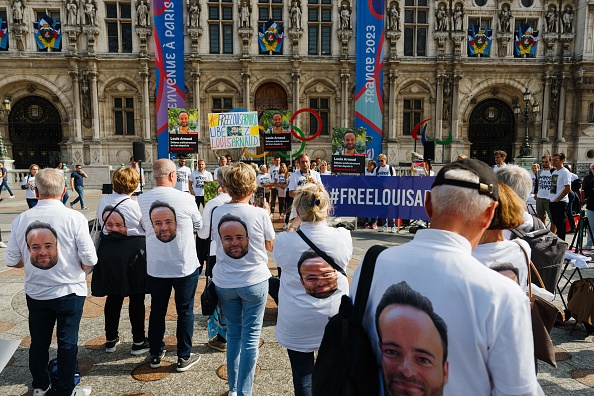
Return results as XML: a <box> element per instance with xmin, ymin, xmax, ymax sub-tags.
<box><xmin>208</xmin><ymin>112</ymin><xmax>260</xmax><ymax>149</ymax></box>
<box><xmin>321</xmin><ymin>175</ymin><xmax>433</xmax><ymax>220</ymax></box>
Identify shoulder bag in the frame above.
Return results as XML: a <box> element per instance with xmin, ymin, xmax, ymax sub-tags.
<box><xmin>201</xmin><ymin>205</ymin><xmax>220</xmax><ymax>316</ymax></box>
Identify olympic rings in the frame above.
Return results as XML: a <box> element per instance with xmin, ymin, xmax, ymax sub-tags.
<box><xmin>241</xmin><ymin>126</ymin><xmax>269</xmax><ymax>158</ymax></box>
<box><xmin>289</xmin><ymin>108</ymin><xmax>322</xmax><ymax>141</ymax></box>
<box><xmin>278</xmin><ymin>126</ymin><xmax>306</xmax><ymax>159</ymax></box>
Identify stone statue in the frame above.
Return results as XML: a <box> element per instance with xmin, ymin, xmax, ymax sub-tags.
<box><xmin>240</xmin><ymin>1</ymin><xmax>250</xmax><ymax>28</ymax></box>
<box><xmin>188</xmin><ymin>0</ymin><xmax>201</xmax><ymax>28</ymax></box>
<box><xmin>389</xmin><ymin>3</ymin><xmax>400</xmax><ymax>32</ymax></box>
<box><xmin>435</xmin><ymin>5</ymin><xmax>447</xmax><ymax>32</ymax></box>
<box><xmin>12</xmin><ymin>0</ymin><xmax>24</xmax><ymax>24</ymax></box>
<box><xmin>546</xmin><ymin>7</ymin><xmax>557</xmax><ymax>33</ymax></box>
<box><xmin>65</xmin><ymin>0</ymin><xmax>78</xmax><ymax>25</ymax></box>
<box><xmin>84</xmin><ymin>0</ymin><xmax>96</xmax><ymax>25</ymax></box>
<box><xmin>340</xmin><ymin>4</ymin><xmax>351</xmax><ymax>30</ymax></box>
<box><xmin>499</xmin><ymin>5</ymin><xmax>511</xmax><ymax>33</ymax></box>
<box><xmin>136</xmin><ymin>0</ymin><xmax>149</xmax><ymax>27</ymax></box>
<box><xmin>562</xmin><ymin>7</ymin><xmax>573</xmax><ymax>33</ymax></box>
<box><xmin>290</xmin><ymin>0</ymin><xmax>302</xmax><ymax>30</ymax></box>
<box><xmin>452</xmin><ymin>5</ymin><xmax>463</xmax><ymax>31</ymax></box>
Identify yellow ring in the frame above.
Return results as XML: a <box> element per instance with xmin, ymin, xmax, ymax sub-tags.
<box><xmin>241</xmin><ymin>126</ymin><xmax>270</xmax><ymax>158</ymax></box>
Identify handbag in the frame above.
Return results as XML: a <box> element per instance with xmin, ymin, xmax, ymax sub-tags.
<box><xmin>91</xmin><ymin>198</ymin><xmax>130</xmax><ymax>252</ymax></box>
<box><xmin>201</xmin><ymin>205</ymin><xmax>220</xmax><ymax>316</ymax></box>
<box><xmin>516</xmin><ymin>241</ymin><xmax>565</xmax><ymax>367</ymax></box>
<box><xmin>311</xmin><ymin>245</ymin><xmax>386</xmax><ymax>396</ymax></box>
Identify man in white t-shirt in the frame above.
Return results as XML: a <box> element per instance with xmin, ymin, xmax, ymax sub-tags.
<box><xmin>213</xmin><ymin>156</ymin><xmax>227</xmax><ymax>182</ymax></box>
<box><xmin>175</xmin><ymin>158</ymin><xmax>191</xmax><ymax>192</ymax></box>
<box><xmin>376</xmin><ymin>153</ymin><xmax>397</xmax><ymax>233</ymax></box>
<box><xmin>534</xmin><ymin>154</ymin><xmax>555</xmax><ymax>233</ymax></box>
<box><xmin>492</xmin><ymin>150</ymin><xmax>507</xmax><ymax>171</ymax></box>
<box><xmin>549</xmin><ymin>152</ymin><xmax>571</xmax><ymax>240</ymax></box>
<box><xmin>4</xmin><ymin>168</ymin><xmax>97</xmax><ymax>396</ymax></box>
<box><xmin>288</xmin><ymin>153</ymin><xmax>322</xmax><ymax>197</ymax></box>
<box><xmin>268</xmin><ymin>156</ymin><xmax>280</xmax><ymax>215</ymax></box>
<box><xmin>352</xmin><ymin>159</ymin><xmax>543</xmax><ymax>396</ymax></box>
<box><xmin>190</xmin><ymin>159</ymin><xmax>213</xmax><ymax>210</ymax></box>
<box><xmin>138</xmin><ymin>159</ymin><xmax>203</xmax><ymax>372</ymax></box>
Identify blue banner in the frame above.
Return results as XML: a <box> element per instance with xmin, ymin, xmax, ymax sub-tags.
<box><xmin>355</xmin><ymin>0</ymin><xmax>384</xmax><ymax>161</ymax></box>
<box><xmin>0</xmin><ymin>18</ymin><xmax>8</xmax><ymax>49</ymax></box>
<box><xmin>154</xmin><ymin>0</ymin><xmax>186</xmax><ymax>159</ymax></box>
<box><xmin>321</xmin><ymin>175</ymin><xmax>433</xmax><ymax>220</ymax></box>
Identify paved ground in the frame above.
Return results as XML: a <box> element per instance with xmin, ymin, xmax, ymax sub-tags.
<box><xmin>1</xmin><ymin>189</ymin><xmax>594</xmax><ymax>395</ymax></box>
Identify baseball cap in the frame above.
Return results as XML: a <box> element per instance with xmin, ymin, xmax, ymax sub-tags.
<box><xmin>431</xmin><ymin>158</ymin><xmax>498</xmax><ymax>201</ymax></box>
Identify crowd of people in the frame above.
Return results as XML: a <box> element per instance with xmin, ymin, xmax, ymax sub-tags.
<box><xmin>2</xmin><ymin>150</ymin><xmax>594</xmax><ymax>396</ymax></box>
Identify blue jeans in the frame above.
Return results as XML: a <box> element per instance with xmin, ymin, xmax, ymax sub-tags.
<box><xmin>148</xmin><ymin>268</ymin><xmax>199</xmax><ymax>359</ymax></box>
<box><xmin>287</xmin><ymin>349</ymin><xmax>314</xmax><ymax>396</ymax></box>
<box><xmin>0</xmin><ymin>179</ymin><xmax>13</xmax><ymax>197</ymax></box>
<box><xmin>216</xmin><ymin>280</ymin><xmax>268</xmax><ymax>396</ymax></box>
<box><xmin>71</xmin><ymin>186</ymin><xmax>85</xmax><ymax>208</ymax></box>
<box><xmin>26</xmin><ymin>293</ymin><xmax>85</xmax><ymax>396</ymax></box>
<box><xmin>26</xmin><ymin>198</ymin><xmax>38</xmax><ymax>208</ymax></box>
<box><xmin>61</xmin><ymin>189</ymin><xmax>69</xmax><ymax>205</ymax></box>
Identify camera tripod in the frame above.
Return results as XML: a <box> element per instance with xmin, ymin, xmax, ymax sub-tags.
<box><xmin>569</xmin><ymin>209</ymin><xmax>594</xmax><ymax>254</ymax></box>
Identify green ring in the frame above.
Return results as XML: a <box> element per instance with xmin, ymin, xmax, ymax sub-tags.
<box><xmin>278</xmin><ymin>126</ymin><xmax>306</xmax><ymax>159</ymax></box>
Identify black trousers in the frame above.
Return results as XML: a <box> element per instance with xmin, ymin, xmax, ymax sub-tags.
<box><xmin>104</xmin><ymin>293</ymin><xmax>146</xmax><ymax>343</ymax></box>
<box><xmin>550</xmin><ymin>201</ymin><xmax>568</xmax><ymax>240</ymax></box>
<box><xmin>270</xmin><ymin>188</ymin><xmax>278</xmax><ymax>213</ymax></box>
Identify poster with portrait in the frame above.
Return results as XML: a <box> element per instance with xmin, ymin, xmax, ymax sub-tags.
<box><xmin>168</xmin><ymin>108</ymin><xmax>199</xmax><ymax>154</ymax></box>
<box><xmin>331</xmin><ymin>127</ymin><xmax>366</xmax><ymax>174</ymax></box>
<box><xmin>208</xmin><ymin>111</ymin><xmax>260</xmax><ymax>149</ymax></box>
<box><xmin>262</xmin><ymin>110</ymin><xmax>292</xmax><ymax>151</ymax></box>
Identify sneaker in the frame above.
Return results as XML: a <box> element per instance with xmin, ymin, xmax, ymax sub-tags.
<box><xmin>69</xmin><ymin>202</ymin><xmax>74</xmax><ymax>209</ymax></box>
<box><xmin>105</xmin><ymin>337</ymin><xmax>120</xmax><ymax>353</ymax></box>
<box><xmin>150</xmin><ymin>350</ymin><xmax>166</xmax><ymax>369</ymax></box>
<box><xmin>391</xmin><ymin>226</ymin><xmax>397</xmax><ymax>233</ymax></box>
<box><xmin>0</xmin><ymin>241</ymin><xmax>6</xmax><ymax>248</ymax></box>
<box><xmin>0</xmin><ymin>197</ymin><xmax>3</xmax><ymax>202</ymax></box>
<box><xmin>33</xmin><ymin>386</ymin><xmax>50</xmax><ymax>396</ymax></box>
<box><xmin>208</xmin><ymin>337</ymin><xmax>227</xmax><ymax>352</ymax></box>
<box><xmin>82</xmin><ymin>207</ymin><xmax>89</xmax><ymax>210</ymax></box>
<box><xmin>380</xmin><ymin>225</ymin><xmax>388</xmax><ymax>232</ymax></box>
<box><xmin>8</xmin><ymin>195</ymin><xmax>14</xmax><ymax>199</ymax></box>
<box><xmin>176</xmin><ymin>353</ymin><xmax>201</xmax><ymax>372</ymax></box>
<box><xmin>71</xmin><ymin>386</ymin><xmax>92</xmax><ymax>396</ymax></box>
<box><xmin>131</xmin><ymin>339</ymin><xmax>150</xmax><ymax>356</ymax></box>
<box><xmin>282</xmin><ymin>224</ymin><xmax>288</xmax><ymax>231</ymax></box>
<box><xmin>371</xmin><ymin>224</ymin><xmax>377</xmax><ymax>229</ymax></box>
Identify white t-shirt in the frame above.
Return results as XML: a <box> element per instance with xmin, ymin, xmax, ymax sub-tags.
<box><xmin>138</xmin><ymin>186</ymin><xmax>202</xmax><ymax>278</ymax></box>
<box><xmin>130</xmin><ymin>165</ymin><xmax>144</xmax><ymax>193</ymax></box>
<box><xmin>550</xmin><ymin>167</ymin><xmax>571</xmax><ymax>202</ymax></box>
<box><xmin>22</xmin><ymin>174</ymin><xmax>36</xmax><ymax>199</ymax></box>
<box><xmin>365</xmin><ymin>169</ymin><xmax>376</xmax><ymax>176</ymax></box>
<box><xmin>352</xmin><ymin>229</ymin><xmax>540</xmax><ymax>396</ymax></box>
<box><xmin>493</xmin><ymin>164</ymin><xmax>504</xmax><ymax>172</ymax></box>
<box><xmin>197</xmin><ymin>192</ymin><xmax>231</xmax><ymax>255</ymax></box>
<box><xmin>4</xmin><ymin>200</ymin><xmax>98</xmax><ymax>300</ymax></box>
<box><xmin>175</xmin><ymin>165</ymin><xmax>192</xmax><ymax>192</ymax></box>
<box><xmin>211</xmin><ymin>203</ymin><xmax>275</xmax><ymax>288</ymax></box>
<box><xmin>472</xmin><ymin>238</ymin><xmax>531</xmax><ymax>292</ymax></box>
<box><xmin>375</xmin><ymin>165</ymin><xmax>394</xmax><ymax>177</ymax></box>
<box><xmin>275</xmin><ymin>173</ymin><xmax>288</xmax><ymax>198</ymax></box>
<box><xmin>96</xmin><ymin>193</ymin><xmax>145</xmax><ymax>236</ymax></box>
<box><xmin>257</xmin><ymin>173</ymin><xmax>272</xmax><ymax>193</ymax></box>
<box><xmin>412</xmin><ymin>167</ymin><xmax>435</xmax><ymax>176</ymax></box>
<box><xmin>288</xmin><ymin>169</ymin><xmax>322</xmax><ymax>192</ymax></box>
<box><xmin>190</xmin><ymin>170</ymin><xmax>213</xmax><ymax>197</ymax></box>
<box><xmin>536</xmin><ymin>169</ymin><xmax>552</xmax><ymax>200</ymax></box>
<box><xmin>272</xmin><ymin>222</ymin><xmax>352</xmax><ymax>352</ymax></box>
<box><xmin>269</xmin><ymin>165</ymin><xmax>280</xmax><ymax>183</ymax></box>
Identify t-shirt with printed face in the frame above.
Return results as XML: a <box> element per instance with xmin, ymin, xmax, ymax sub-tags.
<box><xmin>257</xmin><ymin>173</ymin><xmax>272</xmax><ymax>192</ymax></box>
<box><xmin>536</xmin><ymin>169</ymin><xmax>552</xmax><ymax>200</ymax></box>
<box><xmin>550</xmin><ymin>167</ymin><xmax>570</xmax><ymax>203</ymax></box>
<box><xmin>175</xmin><ymin>165</ymin><xmax>191</xmax><ymax>192</ymax></box>
<box><xmin>288</xmin><ymin>169</ymin><xmax>322</xmax><ymax>192</ymax></box>
<box><xmin>190</xmin><ymin>170</ymin><xmax>213</xmax><ymax>197</ymax></box>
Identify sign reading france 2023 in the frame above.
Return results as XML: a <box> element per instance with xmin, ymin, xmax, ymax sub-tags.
<box><xmin>208</xmin><ymin>112</ymin><xmax>260</xmax><ymax>149</ymax></box>
<box><xmin>321</xmin><ymin>175</ymin><xmax>433</xmax><ymax>221</ymax></box>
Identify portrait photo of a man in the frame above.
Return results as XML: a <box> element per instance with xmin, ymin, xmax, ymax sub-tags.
<box><xmin>375</xmin><ymin>281</ymin><xmax>449</xmax><ymax>396</ymax></box>
<box><xmin>149</xmin><ymin>200</ymin><xmax>178</xmax><ymax>243</ymax></box>
<box><xmin>332</xmin><ymin>128</ymin><xmax>366</xmax><ymax>156</ymax></box>
<box><xmin>169</xmin><ymin>108</ymin><xmax>198</xmax><ymax>134</ymax></box>
<box><xmin>218</xmin><ymin>214</ymin><xmax>250</xmax><ymax>259</ymax></box>
<box><xmin>263</xmin><ymin>110</ymin><xmax>291</xmax><ymax>134</ymax></box>
<box><xmin>25</xmin><ymin>221</ymin><xmax>59</xmax><ymax>270</ymax></box>
<box><xmin>297</xmin><ymin>250</ymin><xmax>339</xmax><ymax>299</ymax></box>
<box><xmin>102</xmin><ymin>205</ymin><xmax>127</xmax><ymax>236</ymax></box>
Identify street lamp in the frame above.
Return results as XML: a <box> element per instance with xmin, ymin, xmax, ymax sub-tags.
<box><xmin>513</xmin><ymin>88</ymin><xmax>540</xmax><ymax>158</ymax></box>
<box><xmin>1</xmin><ymin>96</ymin><xmax>11</xmax><ymax>115</ymax></box>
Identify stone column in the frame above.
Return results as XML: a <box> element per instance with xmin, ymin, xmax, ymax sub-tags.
<box><xmin>341</xmin><ymin>69</ymin><xmax>350</xmax><ymax>128</ymax></box>
<box><xmin>241</xmin><ymin>71</ymin><xmax>250</xmax><ymax>110</ymax></box>
<box><xmin>88</xmin><ymin>67</ymin><xmax>100</xmax><ymax>141</ymax></box>
<box><xmin>388</xmin><ymin>70</ymin><xmax>398</xmax><ymax>140</ymax></box>
<box><xmin>556</xmin><ymin>74</ymin><xmax>566</xmax><ymax>142</ymax></box>
<box><xmin>451</xmin><ymin>72</ymin><xmax>462</xmax><ymax>140</ymax></box>
<box><xmin>140</xmin><ymin>68</ymin><xmax>151</xmax><ymax>141</ymax></box>
<box><xmin>434</xmin><ymin>73</ymin><xmax>444</xmax><ymax>139</ymax></box>
<box><xmin>541</xmin><ymin>74</ymin><xmax>551</xmax><ymax>142</ymax></box>
<box><xmin>292</xmin><ymin>71</ymin><xmax>300</xmax><ymax>115</ymax></box>
<box><xmin>69</xmin><ymin>69</ymin><xmax>83</xmax><ymax>142</ymax></box>
<box><xmin>192</xmin><ymin>71</ymin><xmax>201</xmax><ymax>110</ymax></box>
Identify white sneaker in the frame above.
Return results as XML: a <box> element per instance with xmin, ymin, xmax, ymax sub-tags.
<box><xmin>0</xmin><ymin>241</ymin><xmax>6</xmax><ymax>248</ymax></box>
<box><xmin>33</xmin><ymin>386</ymin><xmax>50</xmax><ymax>396</ymax></box>
<box><xmin>8</xmin><ymin>195</ymin><xmax>15</xmax><ymax>199</ymax></box>
<box><xmin>71</xmin><ymin>386</ymin><xmax>92</xmax><ymax>396</ymax></box>
<box><xmin>380</xmin><ymin>225</ymin><xmax>388</xmax><ymax>232</ymax></box>
<box><xmin>390</xmin><ymin>226</ymin><xmax>397</xmax><ymax>233</ymax></box>
<box><xmin>282</xmin><ymin>224</ymin><xmax>288</xmax><ymax>231</ymax></box>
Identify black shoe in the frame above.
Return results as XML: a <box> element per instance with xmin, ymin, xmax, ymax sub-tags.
<box><xmin>105</xmin><ymin>337</ymin><xmax>120</xmax><ymax>353</ymax></box>
<box><xmin>131</xmin><ymin>339</ymin><xmax>150</xmax><ymax>356</ymax></box>
<box><xmin>150</xmin><ymin>350</ymin><xmax>166</xmax><ymax>368</ymax></box>
<box><xmin>176</xmin><ymin>353</ymin><xmax>201</xmax><ymax>372</ymax></box>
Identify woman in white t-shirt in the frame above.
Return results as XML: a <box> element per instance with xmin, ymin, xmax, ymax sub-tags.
<box><xmin>473</xmin><ymin>182</ymin><xmax>531</xmax><ymax>291</ymax></box>
<box><xmin>21</xmin><ymin>164</ymin><xmax>39</xmax><ymax>208</ymax></box>
<box><xmin>275</xmin><ymin>162</ymin><xmax>289</xmax><ymax>219</ymax></box>
<box><xmin>256</xmin><ymin>164</ymin><xmax>272</xmax><ymax>207</ymax></box>
<box><xmin>318</xmin><ymin>161</ymin><xmax>331</xmax><ymax>175</ymax></box>
<box><xmin>272</xmin><ymin>183</ymin><xmax>352</xmax><ymax>396</ymax></box>
<box><xmin>211</xmin><ymin>162</ymin><xmax>275</xmax><ymax>396</ymax></box>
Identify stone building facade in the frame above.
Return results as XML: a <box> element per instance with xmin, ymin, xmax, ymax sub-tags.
<box><xmin>1</xmin><ymin>0</ymin><xmax>593</xmax><ymax>185</ymax></box>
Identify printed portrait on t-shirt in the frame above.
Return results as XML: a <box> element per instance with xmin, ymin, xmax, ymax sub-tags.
<box><xmin>218</xmin><ymin>214</ymin><xmax>250</xmax><ymax>259</ymax></box>
<box><xmin>550</xmin><ymin>174</ymin><xmax>559</xmax><ymax>195</ymax></box>
<box><xmin>375</xmin><ymin>281</ymin><xmax>449</xmax><ymax>396</ymax></box>
<box><xmin>149</xmin><ymin>201</ymin><xmax>178</xmax><ymax>243</ymax></box>
<box><xmin>102</xmin><ymin>205</ymin><xmax>127</xmax><ymax>235</ymax></box>
<box><xmin>297</xmin><ymin>250</ymin><xmax>339</xmax><ymax>299</ymax></box>
<box><xmin>25</xmin><ymin>221</ymin><xmax>59</xmax><ymax>270</ymax></box>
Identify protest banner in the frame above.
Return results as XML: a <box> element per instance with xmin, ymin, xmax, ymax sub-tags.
<box><xmin>209</xmin><ymin>111</ymin><xmax>260</xmax><ymax>149</ymax></box>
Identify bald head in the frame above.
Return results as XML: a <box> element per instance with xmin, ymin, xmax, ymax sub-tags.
<box><xmin>153</xmin><ymin>159</ymin><xmax>176</xmax><ymax>187</ymax></box>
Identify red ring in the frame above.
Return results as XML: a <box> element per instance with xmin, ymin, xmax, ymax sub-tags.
<box><xmin>289</xmin><ymin>108</ymin><xmax>322</xmax><ymax>141</ymax></box>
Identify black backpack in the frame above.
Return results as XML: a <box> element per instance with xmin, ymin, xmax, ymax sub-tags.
<box><xmin>511</xmin><ymin>216</ymin><xmax>568</xmax><ymax>293</ymax></box>
<box><xmin>312</xmin><ymin>245</ymin><xmax>386</xmax><ymax>396</ymax></box>
<box><xmin>571</xmin><ymin>178</ymin><xmax>582</xmax><ymax>193</ymax></box>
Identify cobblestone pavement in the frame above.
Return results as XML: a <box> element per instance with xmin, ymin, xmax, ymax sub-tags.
<box><xmin>1</xmin><ymin>189</ymin><xmax>594</xmax><ymax>395</ymax></box>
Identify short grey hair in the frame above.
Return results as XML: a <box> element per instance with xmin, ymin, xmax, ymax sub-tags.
<box><xmin>496</xmin><ymin>165</ymin><xmax>533</xmax><ymax>202</ymax></box>
<box><xmin>36</xmin><ymin>168</ymin><xmax>65</xmax><ymax>198</ymax></box>
<box><xmin>153</xmin><ymin>159</ymin><xmax>175</xmax><ymax>179</ymax></box>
